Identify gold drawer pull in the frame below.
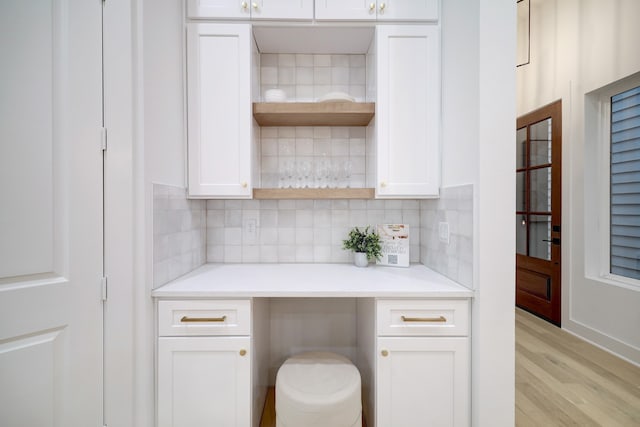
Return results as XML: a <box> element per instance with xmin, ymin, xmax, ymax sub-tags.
<box><xmin>401</xmin><ymin>315</ymin><xmax>447</xmax><ymax>323</ymax></box>
<box><xmin>180</xmin><ymin>315</ymin><xmax>227</xmax><ymax>323</ymax></box>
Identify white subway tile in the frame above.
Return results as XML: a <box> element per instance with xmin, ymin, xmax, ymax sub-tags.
<box><xmin>314</xmin><ymin>54</ymin><xmax>331</xmax><ymax>67</ymax></box>
<box><xmin>278</xmin><ymin>139</ymin><xmax>296</xmax><ymax>156</ymax></box>
<box><xmin>261</xmin><ymin>138</ymin><xmax>278</xmax><ymax>156</ymax></box>
<box><xmin>278</xmin><ymin>67</ymin><xmax>296</xmax><ymax>85</ymax></box>
<box><xmin>331</xmin><ymin>55</ymin><xmax>349</xmax><ymax>67</ymax></box>
<box><xmin>261</xmin><ymin>67</ymin><xmax>278</xmax><ymax>85</ymax></box>
<box><xmin>296</xmin><ymin>138</ymin><xmax>314</xmax><ymax>156</ymax></box>
<box><xmin>278</xmin><ymin>200</ymin><xmax>296</xmax><ymax>210</ymax></box>
<box><xmin>224</xmin><ymin>246</ymin><xmax>242</xmax><ymax>263</ymax></box>
<box><xmin>349</xmin><ymin>55</ymin><xmax>366</xmax><ymax>67</ymax></box>
<box><xmin>295</xmin><ymin>245</ymin><xmax>314</xmax><ymax>262</ymax></box>
<box><xmin>295</xmin><ymin>228</ymin><xmax>313</xmax><ymax>245</ymax></box>
<box><xmin>349</xmin><ymin>67</ymin><xmax>366</xmax><ymax>85</ymax></box>
<box><xmin>296</xmin><ymin>85</ymin><xmax>314</xmax><ymax>101</ymax></box>
<box><xmin>260</xmin><ymin>228</ymin><xmax>278</xmax><ymax>245</ymax></box>
<box><xmin>224</xmin><ymin>227</ymin><xmax>242</xmax><ymax>245</ymax></box>
<box><xmin>261</xmin><ymin>127</ymin><xmax>278</xmax><ymax>138</ymax></box>
<box><xmin>261</xmin><ymin>54</ymin><xmax>278</xmax><ymax>67</ymax></box>
<box><xmin>242</xmin><ymin>246</ymin><xmax>260</xmax><ymax>263</ymax></box>
<box><xmin>278</xmin><ymin>54</ymin><xmax>296</xmax><ymax>67</ymax></box>
<box><xmin>260</xmin><ymin>210</ymin><xmax>278</xmax><ymax>227</ymax></box>
<box><xmin>296</xmin><ymin>210</ymin><xmax>313</xmax><ymax>227</ymax></box>
<box><xmin>314</xmin><ymin>246</ymin><xmax>332</xmax><ymax>263</ymax></box>
<box><xmin>313</xmin><ymin>210</ymin><xmax>331</xmax><ymax>228</ymax></box>
<box><xmin>296</xmin><ymin>67</ymin><xmax>313</xmax><ymax>84</ymax></box>
<box><xmin>278</xmin><ymin>210</ymin><xmax>296</xmax><ymax>227</ymax></box>
<box><xmin>313</xmin><ymin>228</ymin><xmax>331</xmax><ymax>245</ymax></box>
<box><xmin>295</xmin><ymin>200</ymin><xmax>314</xmax><ymax>209</ymax></box>
<box><xmin>207</xmin><ymin>245</ymin><xmax>224</xmax><ymax>263</ymax></box>
<box><xmin>260</xmin><ymin>245</ymin><xmax>279</xmax><ymax>263</ymax></box>
<box><xmin>278</xmin><ymin>245</ymin><xmax>296</xmax><ymax>262</ymax></box>
<box><xmin>278</xmin><ymin>227</ymin><xmax>296</xmax><ymax>244</ymax></box>
<box><xmin>295</xmin><ymin>54</ymin><xmax>314</xmax><ymax>67</ymax></box>
<box><xmin>225</xmin><ymin>210</ymin><xmax>243</xmax><ymax>227</ymax></box>
<box><xmin>314</xmin><ymin>85</ymin><xmax>332</xmax><ymax>99</ymax></box>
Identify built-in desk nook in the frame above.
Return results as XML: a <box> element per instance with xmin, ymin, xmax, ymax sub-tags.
<box><xmin>152</xmin><ymin>264</ymin><xmax>473</xmax><ymax>427</ymax></box>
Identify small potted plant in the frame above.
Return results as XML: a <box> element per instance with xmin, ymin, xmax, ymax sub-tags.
<box><xmin>342</xmin><ymin>226</ymin><xmax>382</xmax><ymax>267</ymax></box>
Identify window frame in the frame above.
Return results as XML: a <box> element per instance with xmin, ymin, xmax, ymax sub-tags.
<box><xmin>585</xmin><ymin>72</ymin><xmax>640</xmax><ymax>291</ymax></box>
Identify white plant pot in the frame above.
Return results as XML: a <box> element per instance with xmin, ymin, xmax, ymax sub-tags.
<box><xmin>354</xmin><ymin>252</ymin><xmax>369</xmax><ymax>268</ymax></box>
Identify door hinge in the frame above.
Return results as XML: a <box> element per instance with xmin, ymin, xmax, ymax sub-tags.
<box><xmin>101</xmin><ymin>276</ymin><xmax>108</xmax><ymax>301</ymax></box>
<box><xmin>100</xmin><ymin>127</ymin><xmax>107</xmax><ymax>151</ymax></box>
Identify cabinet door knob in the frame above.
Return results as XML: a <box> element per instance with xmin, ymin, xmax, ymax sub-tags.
<box><xmin>241</xmin><ymin>181</ymin><xmax>248</xmax><ymax>188</ymax></box>
<box><xmin>239</xmin><ymin>349</ymin><xmax>247</xmax><ymax>356</ymax></box>
<box><xmin>241</xmin><ymin>1</ymin><xmax>247</xmax><ymax>9</ymax></box>
<box><xmin>379</xmin><ymin>2</ymin><xmax>386</xmax><ymax>12</ymax></box>
<box><xmin>369</xmin><ymin>3</ymin><xmax>376</xmax><ymax>12</ymax></box>
<box><xmin>252</xmin><ymin>2</ymin><xmax>258</xmax><ymax>9</ymax></box>
<box><xmin>381</xmin><ymin>349</ymin><xmax>389</xmax><ymax>357</ymax></box>
<box><xmin>380</xmin><ymin>181</ymin><xmax>387</xmax><ymax>188</ymax></box>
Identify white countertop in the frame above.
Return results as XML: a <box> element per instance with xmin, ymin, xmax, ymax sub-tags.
<box><xmin>151</xmin><ymin>263</ymin><xmax>474</xmax><ymax>298</ymax></box>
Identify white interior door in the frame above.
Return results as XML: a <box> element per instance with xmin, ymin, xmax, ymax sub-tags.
<box><xmin>0</xmin><ymin>1</ymin><xmax>104</xmax><ymax>426</ymax></box>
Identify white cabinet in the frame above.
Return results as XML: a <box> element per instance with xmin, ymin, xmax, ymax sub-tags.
<box><xmin>375</xmin><ymin>24</ymin><xmax>441</xmax><ymax>198</ymax></box>
<box><xmin>187</xmin><ymin>0</ymin><xmax>313</xmax><ymax>20</ymax></box>
<box><xmin>315</xmin><ymin>0</ymin><xmax>438</xmax><ymax>21</ymax></box>
<box><xmin>186</xmin><ymin>23</ymin><xmax>255</xmax><ymax>198</ymax></box>
<box><xmin>157</xmin><ymin>336</ymin><xmax>251</xmax><ymax>427</ymax></box>
<box><xmin>156</xmin><ymin>299</ymin><xmax>261</xmax><ymax>427</ymax></box>
<box><xmin>377</xmin><ymin>337</ymin><xmax>470</xmax><ymax>427</ymax></box>
<box><xmin>375</xmin><ymin>299</ymin><xmax>470</xmax><ymax>427</ymax></box>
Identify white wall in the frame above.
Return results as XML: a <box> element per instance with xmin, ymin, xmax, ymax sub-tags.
<box><xmin>144</xmin><ymin>0</ymin><xmax>186</xmax><ymax>187</ymax></box>
<box><xmin>442</xmin><ymin>0</ymin><xmax>517</xmax><ymax>425</ymax></box>
<box><xmin>517</xmin><ymin>0</ymin><xmax>640</xmax><ymax>364</ymax></box>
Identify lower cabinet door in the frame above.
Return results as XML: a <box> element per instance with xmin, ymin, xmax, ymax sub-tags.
<box><xmin>158</xmin><ymin>336</ymin><xmax>251</xmax><ymax>427</ymax></box>
<box><xmin>377</xmin><ymin>337</ymin><xmax>470</xmax><ymax>427</ymax></box>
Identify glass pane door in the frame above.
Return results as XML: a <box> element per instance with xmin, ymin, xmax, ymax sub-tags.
<box><xmin>516</xmin><ymin>118</ymin><xmax>552</xmax><ymax>260</ymax></box>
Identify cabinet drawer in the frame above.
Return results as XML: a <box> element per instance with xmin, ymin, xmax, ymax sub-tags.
<box><xmin>377</xmin><ymin>299</ymin><xmax>469</xmax><ymax>336</ymax></box>
<box><xmin>158</xmin><ymin>300</ymin><xmax>251</xmax><ymax>336</ymax></box>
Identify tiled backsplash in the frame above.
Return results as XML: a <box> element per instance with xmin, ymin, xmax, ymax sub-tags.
<box><xmin>260</xmin><ymin>53</ymin><xmax>366</xmax><ymax>102</ymax></box>
<box><xmin>259</xmin><ymin>126</ymin><xmax>366</xmax><ymax>189</ymax></box>
<box><xmin>258</xmin><ymin>53</ymin><xmax>370</xmax><ymax>189</ymax></box>
<box><xmin>152</xmin><ymin>184</ymin><xmax>474</xmax><ymax>288</ymax></box>
<box><xmin>421</xmin><ymin>184</ymin><xmax>474</xmax><ymax>288</ymax></box>
<box><xmin>206</xmin><ymin>199</ymin><xmax>421</xmax><ymax>264</ymax></box>
<box><xmin>153</xmin><ymin>184</ymin><xmax>206</xmax><ymax>288</ymax></box>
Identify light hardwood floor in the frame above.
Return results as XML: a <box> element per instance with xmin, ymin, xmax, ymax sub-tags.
<box><xmin>516</xmin><ymin>308</ymin><xmax>640</xmax><ymax>426</ymax></box>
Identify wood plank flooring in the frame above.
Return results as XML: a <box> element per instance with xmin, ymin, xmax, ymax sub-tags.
<box><xmin>516</xmin><ymin>308</ymin><xmax>640</xmax><ymax>426</ymax></box>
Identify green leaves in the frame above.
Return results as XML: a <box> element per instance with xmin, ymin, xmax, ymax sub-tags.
<box><xmin>342</xmin><ymin>226</ymin><xmax>382</xmax><ymax>261</ymax></box>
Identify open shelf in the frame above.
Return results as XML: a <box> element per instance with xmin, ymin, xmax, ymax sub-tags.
<box><xmin>253</xmin><ymin>102</ymin><xmax>375</xmax><ymax>127</ymax></box>
<box><xmin>253</xmin><ymin>188</ymin><xmax>375</xmax><ymax>200</ymax></box>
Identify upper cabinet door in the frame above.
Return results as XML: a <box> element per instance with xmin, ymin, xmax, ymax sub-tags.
<box><xmin>376</xmin><ymin>0</ymin><xmax>439</xmax><ymax>21</ymax></box>
<box><xmin>376</xmin><ymin>25</ymin><xmax>441</xmax><ymax>198</ymax></box>
<box><xmin>187</xmin><ymin>0</ymin><xmax>251</xmax><ymax>19</ymax></box>
<box><xmin>186</xmin><ymin>23</ymin><xmax>253</xmax><ymax>198</ymax></box>
<box><xmin>315</xmin><ymin>0</ymin><xmax>377</xmax><ymax>20</ymax></box>
<box><xmin>252</xmin><ymin>0</ymin><xmax>313</xmax><ymax>20</ymax></box>
<box><xmin>315</xmin><ymin>0</ymin><xmax>438</xmax><ymax>21</ymax></box>
<box><xmin>187</xmin><ymin>0</ymin><xmax>313</xmax><ymax>20</ymax></box>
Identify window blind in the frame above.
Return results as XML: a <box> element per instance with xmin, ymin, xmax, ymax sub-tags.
<box><xmin>610</xmin><ymin>85</ymin><xmax>640</xmax><ymax>280</ymax></box>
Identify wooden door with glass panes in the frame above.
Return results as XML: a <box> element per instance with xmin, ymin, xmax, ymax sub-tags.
<box><xmin>516</xmin><ymin>100</ymin><xmax>562</xmax><ymax>325</ymax></box>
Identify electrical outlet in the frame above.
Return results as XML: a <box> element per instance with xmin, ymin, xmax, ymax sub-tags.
<box><xmin>243</xmin><ymin>218</ymin><xmax>257</xmax><ymax>244</ymax></box>
<box><xmin>438</xmin><ymin>222</ymin><xmax>450</xmax><ymax>244</ymax></box>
